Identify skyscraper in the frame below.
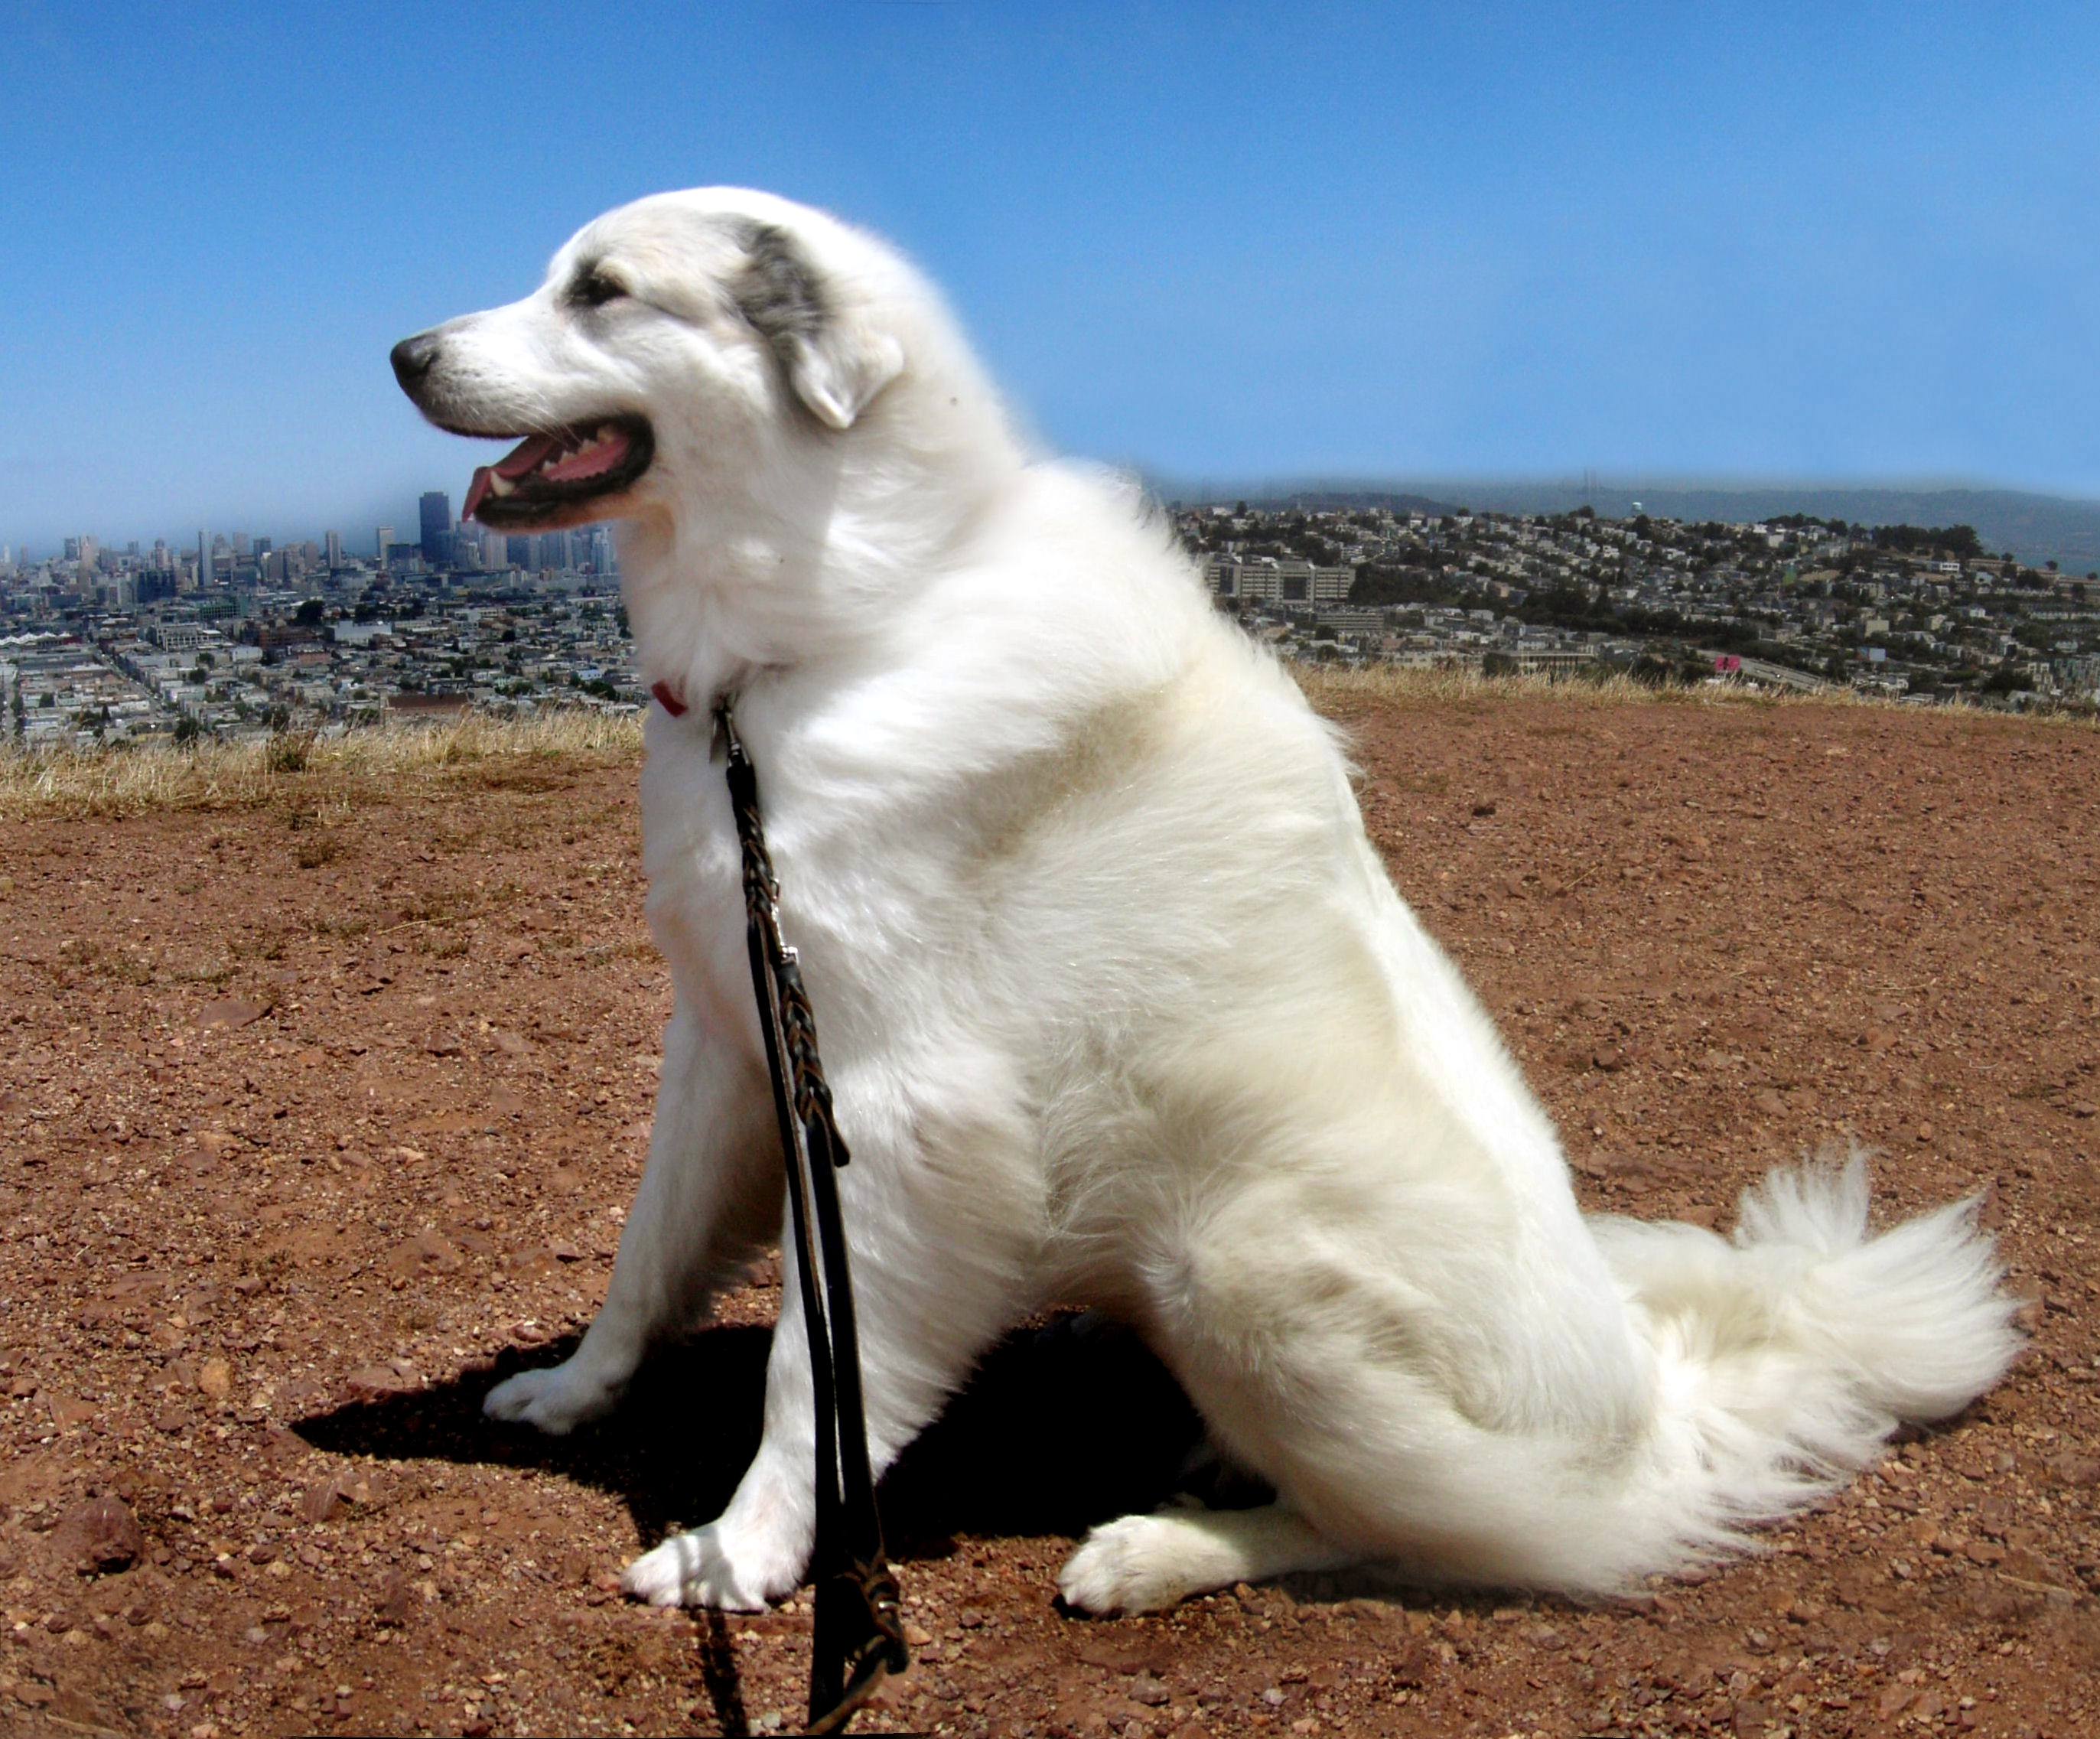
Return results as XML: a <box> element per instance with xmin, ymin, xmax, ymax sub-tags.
<box><xmin>324</xmin><ymin>531</ymin><xmax>343</xmax><ymax>569</ymax></box>
<box><xmin>375</xmin><ymin>526</ymin><xmax>394</xmax><ymax>563</ymax></box>
<box><xmin>419</xmin><ymin>492</ymin><xmax>452</xmax><ymax>565</ymax></box>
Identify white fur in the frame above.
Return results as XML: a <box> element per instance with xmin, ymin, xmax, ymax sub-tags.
<box><xmin>412</xmin><ymin>187</ymin><xmax>2023</xmax><ymax>1613</ymax></box>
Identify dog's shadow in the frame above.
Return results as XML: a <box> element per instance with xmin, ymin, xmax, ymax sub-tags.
<box><xmin>298</xmin><ymin>1308</ymin><xmax>1207</xmax><ymax>1565</ymax></box>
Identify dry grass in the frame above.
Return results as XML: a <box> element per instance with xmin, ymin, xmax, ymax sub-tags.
<box><xmin>1292</xmin><ymin>662</ymin><xmax>1835</xmax><ymax>711</ymax></box>
<box><xmin>0</xmin><ymin>708</ymin><xmax>643</xmax><ymax>820</ymax></box>
<box><xmin>6</xmin><ymin>669</ymin><xmax>2086</xmax><ymax>820</ymax></box>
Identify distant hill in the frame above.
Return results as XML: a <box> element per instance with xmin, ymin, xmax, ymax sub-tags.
<box><xmin>1168</xmin><ymin>480</ymin><xmax>2100</xmax><ymax>574</ymax></box>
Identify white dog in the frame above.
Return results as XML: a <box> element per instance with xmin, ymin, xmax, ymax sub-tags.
<box><xmin>392</xmin><ymin>188</ymin><xmax>2020</xmax><ymax>1616</ymax></box>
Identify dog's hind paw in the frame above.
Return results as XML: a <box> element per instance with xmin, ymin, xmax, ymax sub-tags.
<box><xmin>621</xmin><ymin>1522</ymin><xmax>800</xmax><ymax>1611</ymax></box>
<box><xmin>483</xmin><ymin>1361</ymin><xmax>622</xmax><ymax>1436</ymax></box>
<box><xmin>1058</xmin><ymin>1514</ymin><xmax>1215</xmax><ymax>1615</ymax></box>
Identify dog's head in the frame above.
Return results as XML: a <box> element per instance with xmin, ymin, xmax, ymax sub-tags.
<box><xmin>391</xmin><ymin>189</ymin><xmax>978</xmax><ymax>539</ymax></box>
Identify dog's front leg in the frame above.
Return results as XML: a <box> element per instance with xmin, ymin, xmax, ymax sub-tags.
<box><xmin>622</xmin><ymin>1102</ymin><xmax>1034</xmax><ymax>1607</ymax></box>
<box><xmin>485</xmin><ymin>1002</ymin><xmax>775</xmax><ymax>1435</ymax></box>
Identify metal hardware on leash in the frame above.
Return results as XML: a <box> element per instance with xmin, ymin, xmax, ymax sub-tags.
<box><xmin>718</xmin><ymin>700</ymin><xmax>908</xmax><ymax>1735</ymax></box>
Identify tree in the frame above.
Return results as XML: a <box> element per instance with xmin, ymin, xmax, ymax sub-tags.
<box><xmin>295</xmin><ymin>597</ymin><xmax>326</xmax><ymax>626</ymax></box>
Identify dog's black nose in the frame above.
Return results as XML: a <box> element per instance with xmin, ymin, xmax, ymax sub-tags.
<box><xmin>390</xmin><ymin>332</ymin><xmax>441</xmax><ymax>391</ymax></box>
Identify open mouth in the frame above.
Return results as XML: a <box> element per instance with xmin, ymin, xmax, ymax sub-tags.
<box><xmin>462</xmin><ymin>415</ymin><xmax>655</xmax><ymax>529</ymax></box>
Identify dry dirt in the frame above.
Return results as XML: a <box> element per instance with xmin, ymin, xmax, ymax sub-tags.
<box><xmin>1</xmin><ymin>692</ymin><xmax>2096</xmax><ymax>1739</ymax></box>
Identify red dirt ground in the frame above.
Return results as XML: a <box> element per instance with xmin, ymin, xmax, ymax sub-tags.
<box><xmin>1</xmin><ymin>693</ymin><xmax>2096</xmax><ymax>1739</ymax></box>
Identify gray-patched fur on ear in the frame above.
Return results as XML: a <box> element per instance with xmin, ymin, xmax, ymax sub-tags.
<box><xmin>732</xmin><ymin>220</ymin><xmax>903</xmax><ymax>431</ymax></box>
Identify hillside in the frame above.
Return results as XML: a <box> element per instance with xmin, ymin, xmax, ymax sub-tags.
<box><xmin>1211</xmin><ymin>482</ymin><xmax>2100</xmax><ymax>573</ymax></box>
<box><xmin>2</xmin><ymin>691</ymin><xmax>2096</xmax><ymax>1738</ymax></box>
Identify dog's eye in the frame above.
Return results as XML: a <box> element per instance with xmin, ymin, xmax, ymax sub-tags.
<box><xmin>571</xmin><ymin>270</ymin><xmax>628</xmax><ymax>309</ymax></box>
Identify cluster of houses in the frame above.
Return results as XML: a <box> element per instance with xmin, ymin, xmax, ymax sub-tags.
<box><xmin>2</xmin><ymin>584</ymin><xmax>633</xmax><ymax>748</ymax></box>
<box><xmin>1181</xmin><ymin>503</ymin><xmax>2100</xmax><ymax>703</ymax></box>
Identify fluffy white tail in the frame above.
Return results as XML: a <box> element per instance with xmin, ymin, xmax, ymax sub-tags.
<box><xmin>1588</xmin><ymin>1151</ymin><xmax>2023</xmax><ymax>1572</ymax></box>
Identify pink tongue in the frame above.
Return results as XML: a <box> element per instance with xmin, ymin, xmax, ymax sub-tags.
<box><xmin>542</xmin><ymin>429</ymin><xmax>630</xmax><ymax>483</ymax></box>
<box><xmin>465</xmin><ymin>432</ymin><xmax>563</xmax><ymax>523</ymax></box>
<box><xmin>496</xmin><ymin>433</ymin><xmax>562</xmax><ymax>479</ymax></box>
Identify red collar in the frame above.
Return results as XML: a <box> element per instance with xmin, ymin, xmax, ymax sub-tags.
<box><xmin>650</xmin><ymin>680</ymin><xmax>689</xmax><ymax>718</ymax></box>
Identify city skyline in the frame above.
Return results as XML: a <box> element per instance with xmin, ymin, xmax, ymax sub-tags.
<box><xmin>8</xmin><ymin>5</ymin><xmax>2100</xmax><ymax>548</ymax></box>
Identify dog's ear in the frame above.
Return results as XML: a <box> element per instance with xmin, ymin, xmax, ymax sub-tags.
<box><xmin>734</xmin><ymin>222</ymin><xmax>903</xmax><ymax>431</ymax></box>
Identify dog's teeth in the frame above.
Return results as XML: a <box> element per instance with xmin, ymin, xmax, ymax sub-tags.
<box><xmin>488</xmin><ymin>474</ymin><xmax>516</xmax><ymax>497</ymax></box>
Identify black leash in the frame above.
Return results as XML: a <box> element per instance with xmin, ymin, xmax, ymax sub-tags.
<box><xmin>718</xmin><ymin>699</ymin><xmax>909</xmax><ymax>1734</ymax></box>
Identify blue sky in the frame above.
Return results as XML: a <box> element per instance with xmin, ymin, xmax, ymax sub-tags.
<box><xmin>4</xmin><ymin>1</ymin><xmax>2099</xmax><ymax>552</ymax></box>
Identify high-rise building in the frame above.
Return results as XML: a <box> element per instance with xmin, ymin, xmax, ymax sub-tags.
<box><xmin>375</xmin><ymin>525</ymin><xmax>394</xmax><ymax>563</ymax></box>
<box><xmin>419</xmin><ymin>492</ymin><xmax>452</xmax><ymax>565</ymax></box>
<box><xmin>324</xmin><ymin>531</ymin><xmax>343</xmax><ymax>569</ymax></box>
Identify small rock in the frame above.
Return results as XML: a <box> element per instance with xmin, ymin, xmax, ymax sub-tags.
<box><xmin>196</xmin><ymin>998</ymin><xmax>271</xmax><ymax>1031</ymax></box>
<box><xmin>2047</xmin><ymin>1454</ymin><xmax>2100</xmax><ymax>1489</ymax></box>
<box><xmin>1128</xmin><ymin>1673</ymin><xmax>1171</xmax><ymax>1707</ymax></box>
<box><xmin>1389</xmin><ymin>1640</ymin><xmax>1434</xmax><ymax>1688</ymax></box>
<box><xmin>52</xmin><ymin>1496</ymin><xmax>145</xmax><ymax>1574</ymax></box>
<box><xmin>344</xmin><ymin>1366</ymin><xmax>413</xmax><ymax>1400</ymax></box>
<box><xmin>385</xmin><ymin>1229</ymin><xmax>462</xmax><ymax>1278</ymax></box>
<box><xmin>197</xmin><ymin>1359</ymin><xmax>233</xmax><ymax>1402</ymax></box>
<box><xmin>375</xmin><ymin>1568</ymin><xmax>415</xmax><ymax>1626</ymax></box>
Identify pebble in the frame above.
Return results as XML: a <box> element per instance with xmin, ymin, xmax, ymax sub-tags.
<box><xmin>344</xmin><ymin>1365</ymin><xmax>414</xmax><ymax>1399</ymax></box>
<box><xmin>51</xmin><ymin>1495</ymin><xmax>145</xmax><ymax>1574</ymax></box>
<box><xmin>195</xmin><ymin>998</ymin><xmax>270</xmax><ymax>1031</ymax></box>
<box><xmin>1128</xmin><ymin>1673</ymin><xmax>1172</xmax><ymax>1707</ymax></box>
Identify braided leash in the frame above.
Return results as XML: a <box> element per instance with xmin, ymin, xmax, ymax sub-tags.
<box><xmin>715</xmin><ymin>699</ymin><xmax>908</xmax><ymax>1734</ymax></box>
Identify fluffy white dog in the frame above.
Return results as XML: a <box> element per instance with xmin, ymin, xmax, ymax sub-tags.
<box><xmin>392</xmin><ymin>188</ymin><xmax>2020</xmax><ymax>1616</ymax></box>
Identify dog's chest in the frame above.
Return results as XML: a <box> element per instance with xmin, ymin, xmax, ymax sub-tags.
<box><xmin>636</xmin><ymin>729</ymin><xmax>906</xmax><ymax>1055</ymax></box>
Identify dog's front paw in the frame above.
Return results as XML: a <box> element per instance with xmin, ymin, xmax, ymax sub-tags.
<box><xmin>483</xmin><ymin>1360</ymin><xmax>623</xmax><ymax>1436</ymax></box>
<box><xmin>621</xmin><ymin>1521</ymin><xmax>803</xmax><ymax>1610</ymax></box>
<box><xmin>1058</xmin><ymin>1514</ymin><xmax>1209</xmax><ymax>1616</ymax></box>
